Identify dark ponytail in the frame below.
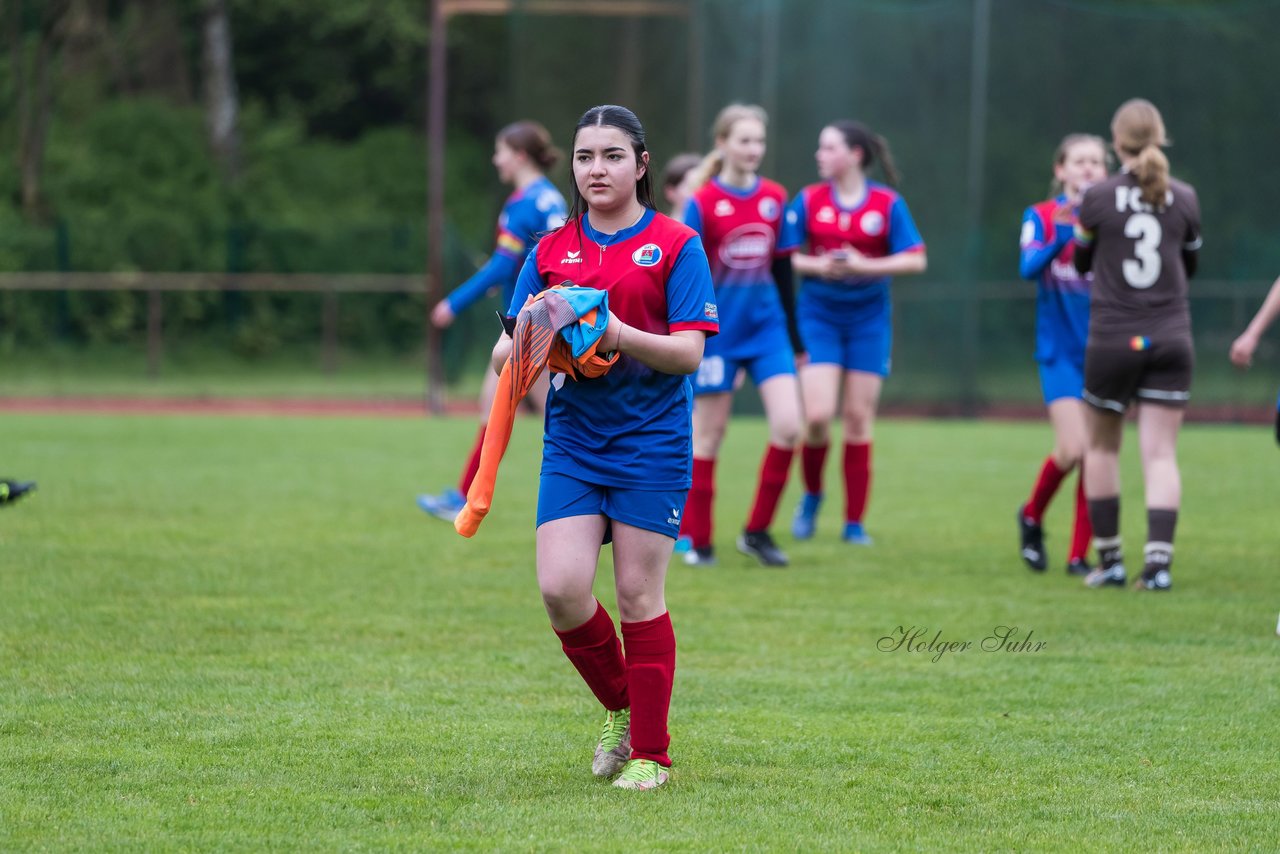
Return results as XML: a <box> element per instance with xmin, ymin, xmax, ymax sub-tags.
<box><xmin>830</xmin><ymin>120</ymin><xmax>900</xmax><ymax>186</ymax></box>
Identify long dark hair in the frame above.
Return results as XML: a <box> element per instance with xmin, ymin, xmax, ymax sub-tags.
<box><xmin>566</xmin><ymin>105</ymin><xmax>655</xmax><ymax>225</ymax></box>
<box><xmin>829</xmin><ymin>120</ymin><xmax>900</xmax><ymax>186</ymax></box>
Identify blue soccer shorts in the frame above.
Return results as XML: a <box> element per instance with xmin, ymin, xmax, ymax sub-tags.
<box><xmin>798</xmin><ymin>296</ymin><xmax>892</xmax><ymax>377</ymax></box>
<box><xmin>693</xmin><ymin>340</ymin><xmax>796</xmax><ymax>395</ymax></box>
<box><xmin>1038</xmin><ymin>356</ymin><xmax>1085</xmax><ymax>405</ymax></box>
<box><xmin>537</xmin><ymin>472</ymin><xmax>688</xmax><ymax>541</ymax></box>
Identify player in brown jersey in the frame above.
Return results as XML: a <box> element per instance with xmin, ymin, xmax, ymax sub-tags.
<box><xmin>1072</xmin><ymin>99</ymin><xmax>1202</xmax><ymax>592</ymax></box>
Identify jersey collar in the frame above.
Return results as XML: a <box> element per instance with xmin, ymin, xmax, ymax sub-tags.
<box><xmin>582</xmin><ymin>208</ymin><xmax>656</xmax><ymax>247</ymax></box>
<box><xmin>713</xmin><ymin>176</ymin><xmax>761</xmax><ymax>198</ymax></box>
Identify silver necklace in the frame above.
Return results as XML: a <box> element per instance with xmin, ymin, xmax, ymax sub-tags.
<box><xmin>594</xmin><ymin>208</ymin><xmax>646</xmax><ymax>252</ymax></box>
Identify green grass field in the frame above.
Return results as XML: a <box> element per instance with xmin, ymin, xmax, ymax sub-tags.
<box><xmin>3</xmin><ymin>413</ymin><xmax>1278</xmax><ymax>851</ymax></box>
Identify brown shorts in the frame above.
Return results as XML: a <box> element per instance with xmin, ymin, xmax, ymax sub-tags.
<box><xmin>1083</xmin><ymin>335</ymin><xmax>1194</xmax><ymax>413</ymax></box>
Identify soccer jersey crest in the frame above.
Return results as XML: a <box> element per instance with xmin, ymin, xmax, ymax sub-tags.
<box><xmin>632</xmin><ymin>244</ymin><xmax>662</xmax><ymax>266</ymax></box>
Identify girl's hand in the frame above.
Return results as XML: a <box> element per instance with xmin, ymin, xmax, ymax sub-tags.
<box><xmin>834</xmin><ymin>246</ymin><xmax>873</xmax><ymax>277</ymax></box>
<box><xmin>431</xmin><ymin>301</ymin><xmax>456</xmax><ymax>328</ymax></box>
<box><xmin>1230</xmin><ymin>331</ymin><xmax>1259</xmax><ymax>369</ymax></box>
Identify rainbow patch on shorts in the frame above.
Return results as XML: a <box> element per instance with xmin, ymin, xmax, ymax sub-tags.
<box><xmin>1130</xmin><ymin>336</ymin><xmax>1150</xmax><ymax>351</ymax></box>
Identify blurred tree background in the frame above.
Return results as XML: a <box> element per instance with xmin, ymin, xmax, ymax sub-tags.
<box><xmin>0</xmin><ymin>0</ymin><xmax>503</xmax><ymax>360</ymax></box>
<box><xmin>1</xmin><ymin>0</ymin><xmax>1277</xmax><ymax>404</ymax></box>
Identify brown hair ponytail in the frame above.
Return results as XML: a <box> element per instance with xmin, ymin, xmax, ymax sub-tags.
<box><xmin>498</xmin><ymin>120</ymin><xmax>562</xmax><ymax>172</ymax></box>
<box><xmin>1111</xmin><ymin>99</ymin><xmax>1170</xmax><ymax>207</ymax></box>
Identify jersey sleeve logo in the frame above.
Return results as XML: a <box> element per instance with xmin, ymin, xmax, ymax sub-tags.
<box><xmin>758</xmin><ymin>197</ymin><xmax>780</xmax><ymax>221</ymax></box>
<box><xmin>632</xmin><ymin>243</ymin><xmax>663</xmax><ymax>266</ymax></box>
<box><xmin>860</xmin><ymin>211</ymin><xmax>885</xmax><ymax>237</ymax></box>
<box><xmin>704</xmin><ymin>301</ymin><xmax>718</xmax><ymax>320</ymax></box>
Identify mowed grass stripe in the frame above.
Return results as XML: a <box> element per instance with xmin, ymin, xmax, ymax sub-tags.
<box><xmin>2</xmin><ymin>413</ymin><xmax>1277</xmax><ymax>851</ymax></box>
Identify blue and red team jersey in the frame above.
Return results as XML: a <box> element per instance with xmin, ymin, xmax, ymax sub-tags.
<box><xmin>1019</xmin><ymin>196</ymin><xmax>1091</xmax><ymax>366</ymax></box>
<box><xmin>510</xmin><ymin>209</ymin><xmax>718</xmax><ymax>491</ymax></box>
<box><xmin>446</xmin><ymin>175</ymin><xmax>567</xmax><ymax>315</ymax></box>
<box><xmin>778</xmin><ymin>180</ymin><xmax>924</xmax><ymax>308</ymax></box>
<box><xmin>681</xmin><ymin>177</ymin><xmax>790</xmax><ymax>357</ymax></box>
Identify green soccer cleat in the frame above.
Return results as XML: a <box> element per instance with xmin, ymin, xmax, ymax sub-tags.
<box><xmin>0</xmin><ymin>479</ymin><xmax>36</xmax><ymax>507</ymax></box>
<box><xmin>612</xmin><ymin>758</ymin><xmax>669</xmax><ymax>790</ymax></box>
<box><xmin>592</xmin><ymin>707</ymin><xmax>631</xmax><ymax>777</ymax></box>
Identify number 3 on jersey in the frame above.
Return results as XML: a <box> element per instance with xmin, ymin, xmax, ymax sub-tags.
<box><xmin>1123</xmin><ymin>212</ymin><xmax>1162</xmax><ymax>289</ymax></box>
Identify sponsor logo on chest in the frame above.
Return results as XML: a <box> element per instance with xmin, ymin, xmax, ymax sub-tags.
<box><xmin>719</xmin><ymin>224</ymin><xmax>773</xmax><ymax>270</ymax></box>
<box><xmin>561</xmin><ymin>249</ymin><xmax>583</xmax><ymax>264</ymax></box>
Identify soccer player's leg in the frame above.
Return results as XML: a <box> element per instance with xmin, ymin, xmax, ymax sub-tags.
<box><xmin>683</xmin><ymin>352</ymin><xmax>735</xmax><ymax>567</ymax></box>
<box><xmin>1081</xmin><ymin>340</ymin><xmax>1140</xmax><ymax>588</ymax></box>
<box><xmin>839</xmin><ymin>319</ymin><xmax>888</xmax><ymax>546</ymax></box>
<box><xmin>794</xmin><ymin>309</ymin><xmax>842</xmax><ymax>540</ymax></box>
<box><xmin>537</xmin><ymin>475</ymin><xmax>630</xmax><ymax>776</ymax></box>
<box><xmin>1046</xmin><ymin>391</ymin><xmax>1090</xmax><ymax>573</ymax></box>
<box><xmin>1132</xmin><ymin>340</ymin><xmax>1191</xmax><ymax>591</ymax></box>
<box><xmin>738</xmin><ymin>349</ymin><xmax>800</xmax><ymax>567</ymax></box>
<box><xmin>1019</xmin><ymin>364</ymin><xmax>1082</xmax><ymax>571</ymax></box>
<box><xmin>605</xmin><ymin>495</ymin><xmax>685</xmax><ymax>790</ymax></box>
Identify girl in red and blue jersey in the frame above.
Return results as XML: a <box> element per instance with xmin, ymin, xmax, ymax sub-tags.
<box><xmin>779</xmin><ymin>121</ymin><xmax>926</xmax><ymax>545</ymax></box>
<box><xmin>500</xmin><ymin>105</ymin><xmax>717</xmax><ymax>791</ymax></box>
<box><xmin>417</xmin><ymin>121</ymin><xmax>567</xmax><ymax>522</ymax></box>
<box><xmin>675</xmin><ymin>104</ymin><xmax>803</xmax><ymax>568</ymax></box>
<box><xmin>1015</xmin><ymin>134</ymin><xmax>1108</xmax><ymax>576</ymax></box>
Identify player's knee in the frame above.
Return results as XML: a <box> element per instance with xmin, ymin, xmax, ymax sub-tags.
<box><xmin>1054</xmin><ymin>444</ymin><xmax>1084</xmax><ymax>470</ymax></box>
<box><xmin>539</xmin><ymin>582</ymin><xmax>592</xmax><ymax>622</ymax></box>
<box><xmin>771</xmin><ymin>419</ymin><xmax>803</xmax><ymax>448</ymax></box>
<box><xmin>843</xmin><ymin>411</ymin><xmax>873</xmax><ymax>441</ymax></box>
<box><xmin>615</xmin><ymin>588</ymin><xmax>662</xmax><ymax>623</ymax></box>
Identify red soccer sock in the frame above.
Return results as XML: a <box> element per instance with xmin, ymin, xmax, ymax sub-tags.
<box><xmin>1069</xmin><ymin>471</ymin><xmax>1093</xmax><ymax>562</ymax></box>
<box><xmin>801</xmin><ymin>442</ymin><xmax>829</xmax><ymax>496</ymax></box>
<box><xmin>621</xmin><ymin>611</ymin><xmax>676</xmax><ymax>767</ymax></box>
<box><xmin>554</xmin><ymin>600</ymin><xmax>628</xmax><ymax>712</ymax></box>
<box><xmin>745</xmin><ymin>444</ymin><xmax>795</xmax><ymax>533</ymax></box>
<box><xmin>458</xmin><ymin>424</ymin><xmax>487</xmax><ymax>494</ymax></box>
<box><xmin>1023</xmin><ymin>455</ymin><xmax>1069</xmax><ymax>524</ymax></box>
<box><xmin>843</xmin><ymin>441</ymin><xmax>872</xmax><ymax>524</ymax></box>
<box><xmin>679</xmin><ymin>456</ymin><xmax>715</xmax><ymax>548</ymax></box>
